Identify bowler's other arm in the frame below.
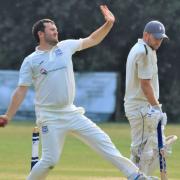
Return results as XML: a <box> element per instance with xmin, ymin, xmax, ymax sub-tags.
<box><xmin>0</xmin><ymin>86</ymin><xmax>28</xmax><ymax>124</ymax></box>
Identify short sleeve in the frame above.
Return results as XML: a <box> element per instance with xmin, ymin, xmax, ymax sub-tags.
<box><xmin>18</xmin><ymin>58</ymin><xmax>33</xmax><ymax>86</ymax></box>
<box><xmin>58</xmin><ymin>39</ymin><xmax>83</xmax><ymax>55</ymax></box>
<box><xmin>137</xmin><ymin>52</ymin><xmax>153</xmax><ymax>79</ymax></box>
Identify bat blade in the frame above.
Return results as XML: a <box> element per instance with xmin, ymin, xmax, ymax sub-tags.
<box><xmin>159</xmin><ymin>152</ymin><xmax>168</xmax><ymax>180</ymax></box>
<box><xmin>157</xmin><ymin>121</ymin><xmax>168</xmax><ymax>180</ymax></box>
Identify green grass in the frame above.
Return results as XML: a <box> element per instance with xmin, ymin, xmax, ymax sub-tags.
<box><xmin>0</xmin><ymin>122</ymin><xmax>179</xmax><ymax>180</ymax></box>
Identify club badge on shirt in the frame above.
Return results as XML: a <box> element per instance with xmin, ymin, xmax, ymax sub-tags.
<box><xmin>42</xmin><ymin>126</ymin><xmax>48</xmax><ymax>134</ymax></box>
<box><xmin>55</xmin><ymin>48</ymin><xmax>63</xmax><ymax>56</ymax></box>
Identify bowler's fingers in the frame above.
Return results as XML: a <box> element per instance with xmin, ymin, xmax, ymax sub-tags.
<box><xmin>100</xmin><ymin>5</ymin><xmax>115</xmax><ymax>23</ymax></box>
<box><xmin>100</xmin><ymin>5</ymin><xmax>110</xmax><ymax>17</ymax></box>
<box><xmin>0</xmin><ymin>115</ymin><xmax>8</xmax><ymax>120</ymax></box>
<box><xmin>0</xmin><ymin>114</ymin><xmax>10</xmax><ymax>123</ymax></box>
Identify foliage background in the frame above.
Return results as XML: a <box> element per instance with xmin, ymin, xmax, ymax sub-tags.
<box><xmin>0</xmin><ymin>0</ymin><xmax>180</xmax><ymax>121</ymax></box>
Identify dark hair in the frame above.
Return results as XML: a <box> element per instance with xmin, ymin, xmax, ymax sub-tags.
<box><xmin>32</xmin><ymin>19</ymin><xmax>55</xmax><ymax>43</ymax></box>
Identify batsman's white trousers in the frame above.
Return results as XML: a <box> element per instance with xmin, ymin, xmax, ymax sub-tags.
<box><xmin>125</xmin><ymin>105</ymin><xmax>159</xmax><ymax>175</ymax></box>
<box><xmin>27</xmin><ymin>109</ymin><xmax>139</xmax><ymax>180</ymax></box>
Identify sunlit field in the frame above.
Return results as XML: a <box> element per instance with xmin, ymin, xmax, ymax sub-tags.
<box><xmin>0</xmin><ymin>122</ymin><xmax>179</xmax><ymax>180</ymax></box>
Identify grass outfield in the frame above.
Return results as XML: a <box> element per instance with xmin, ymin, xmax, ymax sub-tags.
<box><xmin>0</xmin><ymin>122</ymin><xmax>179</xmax><ymax>180</ymax></box>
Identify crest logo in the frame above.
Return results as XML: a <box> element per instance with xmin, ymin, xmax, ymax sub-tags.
<box><xmin>42</xmin><ymin>126</ymin><xmax>48</xmax><ymax>134</ymax></box>
<box><xmin>55</xmin><ymin>48</ymin><xmax>63</xmax><ymax>56</ymax></box>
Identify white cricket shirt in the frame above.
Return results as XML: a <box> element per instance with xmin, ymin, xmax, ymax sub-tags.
<box><xmin>18</xmin><ymin>39</ymin><xmax>83</xmax><ymax>111</ymax></box>
<box><xmin>124</xmin><ymin>39</ymin><xmax>159</xmax><ymax>112</ymax></box>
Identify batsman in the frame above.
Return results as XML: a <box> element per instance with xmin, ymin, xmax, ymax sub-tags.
<box><xmin>124</xmin><ymin>20</ymin><xmax>177</xmax><ymax>176</ymax></box>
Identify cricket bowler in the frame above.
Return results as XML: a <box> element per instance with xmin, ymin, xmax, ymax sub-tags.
<box><xmin>124</xmin><ymin>20</ymin><xmax>177</xmax><ymax>175</ymax></box>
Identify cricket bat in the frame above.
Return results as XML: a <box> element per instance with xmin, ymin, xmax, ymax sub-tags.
<box><xmin>157</xmin><ymin>121</ymin><xmax>168</xmax><ymax>180</ymax></box>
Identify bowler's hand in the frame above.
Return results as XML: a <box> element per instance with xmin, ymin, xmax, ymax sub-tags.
<box><xmin>100</xmin><ymin>5</ymin><xmax>115</xmax><ymax>24</ymax></box>
<box><xmin>0</xmin><ymin>115</ymin><xmax>9</xmax><ymax>127</ymax></box>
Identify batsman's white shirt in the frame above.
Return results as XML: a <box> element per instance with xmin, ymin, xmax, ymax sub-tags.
<box><xmin>18</xmin><ymin>39</ymin><xmax>84</xmax><ymax>120</ymax></box>
<box><xmin>124</xmin><ymin>39</ymin><xmax>159</xmax><ymax>112</ymax></box>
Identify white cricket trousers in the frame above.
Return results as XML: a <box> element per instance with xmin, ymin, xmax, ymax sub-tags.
<box><xmin>125</xmin><ymin>105</ymin><xmax>159</xmax><ymax>175</ymax></box>
<box><xmin>27</xmin><ymin>110</ymin><xmax>139</xmax><ymax>180</ymax></box>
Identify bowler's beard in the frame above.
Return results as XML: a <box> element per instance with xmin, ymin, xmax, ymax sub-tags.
<box><xmin>45</xmin><ymin>35</ymin><xmax>59</xmax><ymax>46</ymax></box>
